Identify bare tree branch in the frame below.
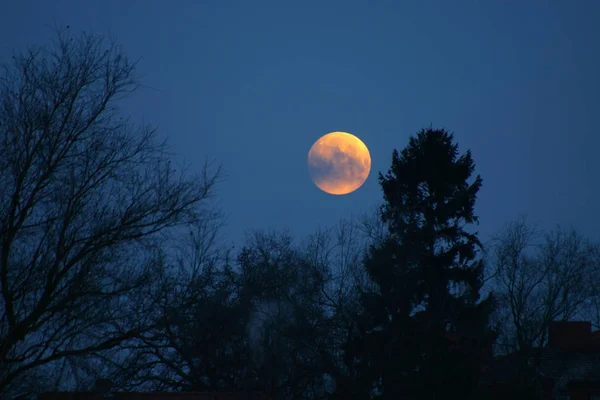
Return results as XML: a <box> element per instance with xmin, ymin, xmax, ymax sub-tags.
<box><xmin>490</xmin><ymin>216</ymin><xmax>600</xmax><ymax>357</ymax></box>
<box><xmin>0</xmin><ymin>28</ymin><xmax>221</xmax><ymax>396</ymax></box>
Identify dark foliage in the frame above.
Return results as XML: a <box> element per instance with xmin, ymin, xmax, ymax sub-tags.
<box><xmin>334</xmin><ymin>128</ymin><xmax>496</xmax><ymax>399</ymax></box>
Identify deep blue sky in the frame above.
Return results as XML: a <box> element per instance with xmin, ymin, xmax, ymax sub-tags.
<box><xmin>2</xmin><ymin>1</ymin><xmax>599</xmax><ymax>247</ymax></box>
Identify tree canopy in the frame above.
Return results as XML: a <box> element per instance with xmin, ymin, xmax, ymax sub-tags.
<box><xmin>335</xmin><ymin>128</ymin><xmax>496</xmax><ymax>399</ymax></box>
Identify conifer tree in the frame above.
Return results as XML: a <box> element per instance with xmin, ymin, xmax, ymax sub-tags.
<box><xmin>336</xmin><ymin>128</ymin><xmax>495</xmax><ymax>399</ymax></box>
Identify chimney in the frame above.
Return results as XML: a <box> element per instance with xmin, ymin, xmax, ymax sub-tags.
<box><xmin>548</xmin><ymin>321</ymin><xmax>592</xmax><ymax>351</ymax></box>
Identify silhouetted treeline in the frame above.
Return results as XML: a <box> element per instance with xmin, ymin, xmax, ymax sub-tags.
<box><xmin>2</xmin><ymin>29</ymin><xmax>600</xmax><ymax>400</ymax></box>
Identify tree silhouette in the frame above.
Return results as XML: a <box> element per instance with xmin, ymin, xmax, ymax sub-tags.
<box><xmin>0</xmin><ymin>28</ymin><xmax>220</xmax><ymax>397</ymax></box>
<box><xmin>489</xmin><ymin>216</ymin><xmax>600</xmax><ymax>397</ymax></box>
<box><xmin>335</xmin><ymin>128</ymin><xmax>495</xmax><ymax>399</ymax></box>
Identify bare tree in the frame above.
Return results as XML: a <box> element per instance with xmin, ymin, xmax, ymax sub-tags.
<box><xmin>298</xmin><ymin>218</ymin><xmax>371</xmax><ymax>396</ymax></box>
<box><xmin>239</xmin><ymin>219</ymin><xmax>373</xmax><ymax>399</ymax></box>
<box><xmin>0</xmin><ymin>28</ymin><xmax>220</xmax><ymax>397</ymax></box>
<box><xmin>127</xmin><ymin>219</ymin><xmax>372</xmax><ymax>399</ymax></box>
<box><xmin>490</xmin><ymin>216</ymin><xmax>600</xmax><ymax>358</ymax></box>
<box><xmin>303</xmin><ymin>218</ymin><xmax>367</xmax><ymax>313</ymax></box>
<box><xmin>119</xmin><ymin>214</ymin><xmax>240</xmax><ymax>392</ymax></box>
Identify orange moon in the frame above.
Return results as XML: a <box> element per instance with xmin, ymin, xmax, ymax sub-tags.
<box><xmin>307</xmin><ymin>131</ymin><xmax>371</xmax><ymax>195</ymax></box>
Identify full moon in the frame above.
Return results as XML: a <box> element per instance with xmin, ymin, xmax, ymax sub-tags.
<box><xmin>307</xmin><ymin>131</ymin><xmax>371</xmax><ymax>195</ymax></box>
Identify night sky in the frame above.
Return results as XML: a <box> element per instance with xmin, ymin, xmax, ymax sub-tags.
<box><xmin>2</xmin><ymin>1</ymin><xmax>599</xmax><ymax>247</ymax></box>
